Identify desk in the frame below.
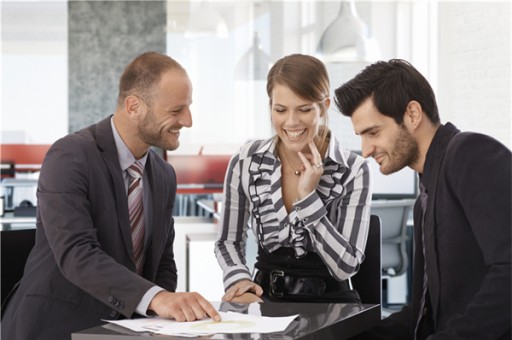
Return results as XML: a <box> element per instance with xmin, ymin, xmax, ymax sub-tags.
<box><xmin>0</xmin><ymin>212</ymin><xmax>36</xmax><ymax>230</ymax></box>
<box><xmin>72</xmin><ymin>301</ymin><xmax>380</xmax><ymax>340</ymax></box>
<box><xmin>0</xmin><ymin>178</ymin><xmax>38</xmax><ymax>210</ymax></box>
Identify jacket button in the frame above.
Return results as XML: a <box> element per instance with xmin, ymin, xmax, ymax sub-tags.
<box><xmin>110</xmin><ymin>310</ymin><xmax>118</xmax><ymax>318</ymax></box>
<box><xmin>108</xmin><ymin>296</ymin><xmax>114</xmax><ymax>304</ymax></box>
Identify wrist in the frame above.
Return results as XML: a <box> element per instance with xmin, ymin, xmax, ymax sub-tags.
<box><xmin>148</xmin><ymin>290</ymin><xmax>166</xmax><ymax>311</ymax></box>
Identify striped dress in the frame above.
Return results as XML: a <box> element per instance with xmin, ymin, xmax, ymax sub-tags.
<box><xmin>215</xmin><ymin>136</ymin><xmax>372</xmax><ymax>290</ymax></box>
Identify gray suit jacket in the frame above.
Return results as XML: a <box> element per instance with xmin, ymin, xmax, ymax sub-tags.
<box><xmin>2</xmin><ymin>117</ymin><xmax>178</xmax><ymax>340</ymax></box>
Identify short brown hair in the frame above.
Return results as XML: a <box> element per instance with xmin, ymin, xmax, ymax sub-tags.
<box><xmin>117</xmin><ymin>52</ymin><xmax>185</xmax><ymax>106</ymax></box>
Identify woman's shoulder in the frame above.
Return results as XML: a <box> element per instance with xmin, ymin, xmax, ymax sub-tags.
<box><xmin>237</xmin><ymin>138</ymin><xmax>274</xmax><ymax>160</ymax></box>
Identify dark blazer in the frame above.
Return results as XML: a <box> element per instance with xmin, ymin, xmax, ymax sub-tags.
<box><xmin>1</xmin><ymin>117</ymin><xmax>178</xmax><ymax>340</ymax></box>
<box><xmin>353</xmin><ymin>123</ymin><xmax>511</xmax><ymax>339</ymax></box>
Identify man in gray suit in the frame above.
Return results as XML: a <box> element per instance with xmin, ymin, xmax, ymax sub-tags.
<box><xmin>2</xmin><ymin>52</ymin><xmax>220</xmax><ymax>340</ymax></box>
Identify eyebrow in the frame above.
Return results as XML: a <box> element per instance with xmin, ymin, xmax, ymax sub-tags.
<box><xmin>169</xmin><ymin>101</ymin><xmax>192</xmax><ymax>111</ymax></box>
<box><xmin>357</xmin><ymin>125</ymin><xmax>379</xmax><ymax>136</ymax></box>
<box><xmin>273</xmin><ymin>103</ymin><xmax>313</xmax><ymax>108</ymax></box>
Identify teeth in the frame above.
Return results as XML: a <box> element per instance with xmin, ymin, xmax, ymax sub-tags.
<box><xmin>169</xmin><ymin>130</ymin><xmax>179</xmax><ymax>133</ymax></box>
<box><xmin>287</xmin><ymin>129</ymin><xmax>306</xmax><ymax>138</ymax></box>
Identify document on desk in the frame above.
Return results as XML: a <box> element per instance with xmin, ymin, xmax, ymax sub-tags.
<box><xmin>105</xmin><ymin>311</ymin><xmax>299</xmax><ymax>336</ymax></box>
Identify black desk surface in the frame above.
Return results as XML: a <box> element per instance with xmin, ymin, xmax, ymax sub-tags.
<box><xmin>72</xmin><ymin>301</ymin><xmax>380</xmax><ymax>340</ymax></box>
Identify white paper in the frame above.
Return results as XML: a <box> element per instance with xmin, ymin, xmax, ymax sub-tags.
<box><xmin>105</xmin><ymin>311</ymin><xmax>299</xmax><ymax>336</ymax></box>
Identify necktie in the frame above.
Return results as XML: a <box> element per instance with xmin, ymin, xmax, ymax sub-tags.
<box><xmin>414</xmin><ymin>183</ymin><xmax>429</xmax><ymax>339</ymax></box>
<box><xmin>127</xmin><ymin>161</ymin><xmax>145</xmax><ymax>275</ymax></box>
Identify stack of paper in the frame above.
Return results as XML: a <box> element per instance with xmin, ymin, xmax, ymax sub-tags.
<box><xmin>105</xmin><ymin>311</ymin><xmax>299</xmax><ymax>336</ymax></box>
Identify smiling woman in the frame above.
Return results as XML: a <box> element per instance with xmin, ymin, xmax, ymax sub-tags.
<box><xmin>214</xmin><ymin>53</ymin><xmax>372</xmax><ymax>305</ymax></box>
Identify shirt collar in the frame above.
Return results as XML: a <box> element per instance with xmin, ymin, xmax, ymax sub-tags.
<box><xmin>110</xmin><ymin>117</ymin><xmax>148</xmax><ymax>172</ymax></box>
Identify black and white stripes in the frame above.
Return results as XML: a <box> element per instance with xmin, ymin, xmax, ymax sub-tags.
<box><xmin>215</xmin><ymin>136</ymin><xmax>372</xmax><ymax>290</ymax></box>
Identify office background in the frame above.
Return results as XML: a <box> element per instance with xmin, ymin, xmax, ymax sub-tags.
<box><xmin>1</xmin><ymin>0</ymin><xmax>510</xmax><ymax>306</ymax></box>
<box><xmin>1</xmin><ymin>0</ymin><xmax>510</xmax><ymax>152</ymax></box>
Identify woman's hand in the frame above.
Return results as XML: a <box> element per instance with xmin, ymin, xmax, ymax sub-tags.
<box><xmin>222</xmin><ymin>279</ymin><xmax>263</xmax><ymax>303</ymax></box>
<box><xmin>230</xmin><ymin>292</ymin><xmax>263</xmax><ymax>304</ymax></box>
<box><xmin>297</xmin><ymin>141</ymin><xmax>324</xmax><ymax>199</ymax></box>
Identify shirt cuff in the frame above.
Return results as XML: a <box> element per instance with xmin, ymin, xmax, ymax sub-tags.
<box><xmin>135</xmin><ymin>286</ymin><xmax>165</xmax><ymax>316</ymax></box>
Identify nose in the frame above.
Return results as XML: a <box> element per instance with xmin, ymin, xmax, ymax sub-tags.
<box><xmin>361</xmin><ymin>138</ymin><xmax>375</xmax><ymax>158</ymax></box>
<box><xmin>180</xmin><ymin>108</ymin><xmax>193</xmax><ymax>128</ymax></box>
<box><xmin>286</xmin><ymin>111</ymin><xmax>299</xmax><ymax>124</ymax></box>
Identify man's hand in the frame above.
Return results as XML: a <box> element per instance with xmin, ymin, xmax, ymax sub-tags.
<box><xmin>148</xmin><ymin>291</ymin><xmax>221</xmax><ymax>322</ymax></box>
<box><xmin>222</xmin><ymin>280</ymin><xmax>263</xmax><ymax>303</ymax></box>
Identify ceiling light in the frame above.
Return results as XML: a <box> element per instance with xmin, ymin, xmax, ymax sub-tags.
<box><xmin>317</xmin><ymin>0</ymin><xmax>380</xmax><ymax>63</ymax></box>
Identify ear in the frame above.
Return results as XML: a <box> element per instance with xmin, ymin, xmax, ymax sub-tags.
<box><xmin>321</xmin><ymin>98</ymin><xmax>331</xmax><ymax>117</ymax></box>
<box><xmin>403</xmin><ymin>100</ymin><xmax>423</xmax><ymax>131</ymax></box>
<box><xmin>124</xmin><ymin>95</ymin><xmax>144</xmax><ymax>118</ymax></box>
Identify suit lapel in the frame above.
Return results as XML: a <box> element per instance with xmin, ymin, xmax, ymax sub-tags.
<box><xmin>424</xmin><ymin>123</ymin><xmax>460</xmax><ymax>325</ymax></box>
<box><xmin>94</xmin><ymin>117</ymin><xmax>135</xmax><ymax>261</ymax></box>
<box><xmin>143</xmin><ymin>151</ymin><xmax>168</xmax><ymax>280</ymax></box>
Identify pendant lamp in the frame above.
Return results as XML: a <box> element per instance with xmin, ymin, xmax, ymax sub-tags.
<box><xmin>234</xmin><ymin>32</ymin><xmax>271</xmax><ymax>80</ymax></box>
<box><xmin>317</xmin><ymin>0</ymin><xmax>380</xmax><ymax>62</ymax></box>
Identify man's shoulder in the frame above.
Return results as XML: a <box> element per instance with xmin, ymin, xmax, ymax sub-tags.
<box><xmin>447</xmin><ymin>130</ymin><xmax>509</xmax><ymax>156</ymax></box>
<box><xmin>442</xmin><ymin>130</ymin><xmax>511</xmax><ymax>175</ymax></box>
<box><xmin>49</xmin><ymin>130</ymin><xmax>94</xmax><ymax>153</ymax></box>
<box><xmin>54</xmin><ymin>118</ymin><xmax>106</xmax><ymax>144</ymax></box>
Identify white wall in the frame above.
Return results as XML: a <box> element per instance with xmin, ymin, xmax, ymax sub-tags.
<box><xmin>437</xmin><ymin>2</ymin><xmax>511</xmax><ymax>148</ymax></box>
<box><xmin>1</xmin><ymin>1</ymin><xmax>68</xmax><ymax>144</ymax></box>
<box><xmin>1</xmin><ymin>1</ymin><xmax>510</xmax><ymax>150</ymax></box>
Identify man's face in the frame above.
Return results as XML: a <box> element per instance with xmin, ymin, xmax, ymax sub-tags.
<box><xmin>138</xmin><ymin>69</ymin><xmax>193</xmax><ymax>151</ymax></box>
<box><xmin>351</xmin><ymin>98</ymin><xmax>418</xmax><ymax>175</ymax></box>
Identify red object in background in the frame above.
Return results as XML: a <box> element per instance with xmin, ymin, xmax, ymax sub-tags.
<box><xmin>0</xmin><ymin>144</ymin><xmax>232</xmax><ymax>194</ymax></box>
<box><xmin>0</xmin><ymin>144</ymin><xmax>51</xmax><ymax>176</ymax></box>
<box><xmin>167</xmin><ymin>154</ymin><xmax>231</xmax><ymax>194</ymax></box>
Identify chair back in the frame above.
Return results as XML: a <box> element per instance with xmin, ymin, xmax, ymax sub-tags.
<box><xmin>371</xmin><ymin>199</ymin><xmax>415</xmax><ymax>276</ymax></box>
<box><xmin>1</xmin><ymin>228</ymin><xmax>36</xmax><ymax>305</ymax></box>
<box><xmin>351</xmin><ymin>215</ymin><xmax>381</xmax><ymax>305</ymax></box>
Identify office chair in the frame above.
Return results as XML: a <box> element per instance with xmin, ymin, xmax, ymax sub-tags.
<box><xmin>1</xmin><ymin>228</ymin><xmax>36</xmax><ymax>305</ymax></box>
<box><xmin>371</xmin><ymin>199</ymin><xmax>415</xmax><ymax>308</ymax></box>
<box><xmin>351</xmin><ymin>214</ymin><xmax>381</xmax><ymax>306</ymax></box>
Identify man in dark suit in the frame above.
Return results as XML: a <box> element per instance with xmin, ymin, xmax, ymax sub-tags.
<box><xmin>1</xmin><ymin>52</ymin><xmax>220</xmax><ymax>340</ymax></box>
<box><xmin>334</xmin><ymin>59</ymin><xmax>511</xmax><ymax>339</ymax></box>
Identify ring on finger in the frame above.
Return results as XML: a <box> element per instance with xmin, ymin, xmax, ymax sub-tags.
<box><xmin>315</xmin><ymin>162</ymin><xmax>323</xmax><ymax>168</ymax></box>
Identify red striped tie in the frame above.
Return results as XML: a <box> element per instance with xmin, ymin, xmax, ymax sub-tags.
<box><xmin>127</xmin><ymin>161</ymin><xmax>145</xmax><ymax>275</ymax></box>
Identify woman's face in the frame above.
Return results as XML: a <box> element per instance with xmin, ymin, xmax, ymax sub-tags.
<box><xmin>271</xmin><ymin>84</ymin><xmax>324</xmax><ymax>153</ymax></box>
